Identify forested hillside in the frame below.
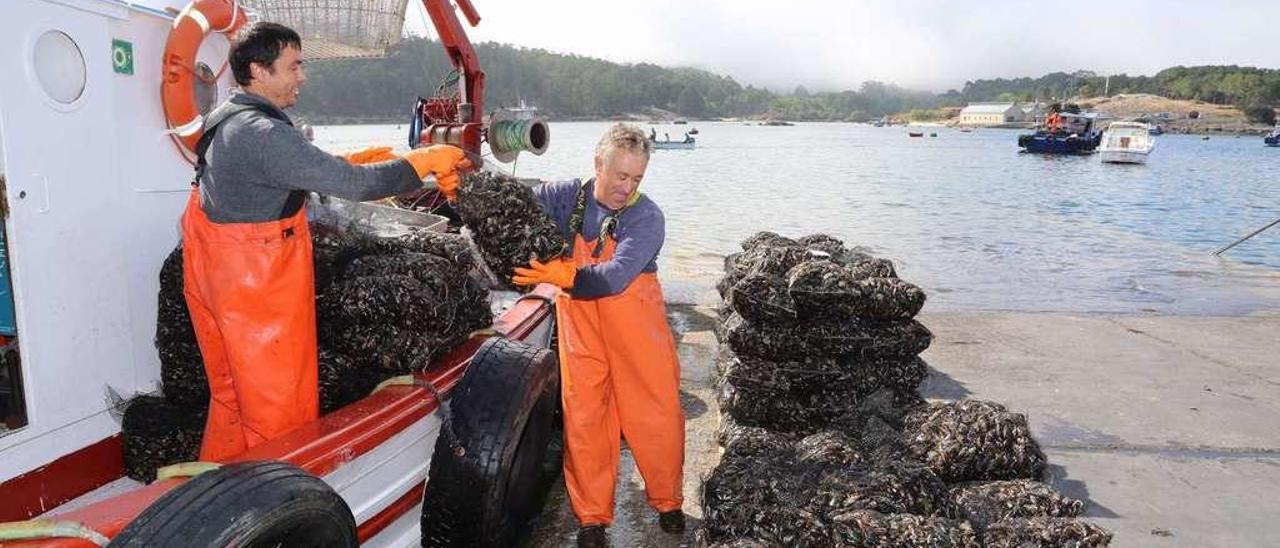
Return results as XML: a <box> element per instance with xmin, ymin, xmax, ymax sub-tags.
<box><xmin>294</xmin><ymin>38</ymin><xmax>1278</xmax><ymax>123</ymax></box>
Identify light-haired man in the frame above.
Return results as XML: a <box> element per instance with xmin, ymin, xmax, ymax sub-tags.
<box><xmin>514</xmin><ymin>124</ymin><xmax>686</xmax><ymax>548</ymax></box>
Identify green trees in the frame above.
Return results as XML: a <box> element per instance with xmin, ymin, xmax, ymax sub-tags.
<box><xmin>1242</xmin><ymin>104</ymin><xmax>1276</xmax><ymax>125</ymax></box>
<box><xmin>293</xmin><ymin>37</ymin><xmax>1280</xmax><ymax>124</ymax></box>
<box><xmin>294</xmin><ymin>37</ymin><xmax>937</xmax><ymax>122</ymax></box>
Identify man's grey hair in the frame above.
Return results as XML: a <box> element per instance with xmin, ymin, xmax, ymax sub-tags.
<box><xmin>594</xmin><ymin>123</ymin><xmax>652</xmax><ymax>162</ymax></box>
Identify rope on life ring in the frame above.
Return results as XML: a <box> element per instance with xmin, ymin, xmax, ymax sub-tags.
<box><xmin>161</xmin><ymin>0</ymin><xmax>247</xmax><ymax>159</ymax></box>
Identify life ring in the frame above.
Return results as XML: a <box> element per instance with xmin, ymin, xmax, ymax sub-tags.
<box><xmin>161</xmin><ymin>0</ymin><xmax>247</xmax><ymax>154</ymax></box>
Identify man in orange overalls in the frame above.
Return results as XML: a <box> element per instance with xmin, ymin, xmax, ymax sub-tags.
<box><xmin>508</xmin><ymin>124</ymin><xmax>686</xmax><ymax>548</ymax></box>
<box><xmin>184</xmin><ymin>22</ymin><xmax>469</xmax><ymax>461</ymax></box>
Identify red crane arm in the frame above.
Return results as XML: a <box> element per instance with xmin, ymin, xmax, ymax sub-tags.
<box><xmin>420</xmin><ymin>0</ymin><xmax>485</xmax><ymax>153</ymax></box>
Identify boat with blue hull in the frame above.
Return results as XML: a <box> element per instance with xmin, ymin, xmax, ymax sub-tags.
<box><xmin>1265</xmin><ymin>125</ymin><xmax>1280</xmax><ymax>147</ymax></box>
<box><xmin>1018</xmin><ymin>112</ymin><xmax>1103</xmax><ymax>154</ymax></box>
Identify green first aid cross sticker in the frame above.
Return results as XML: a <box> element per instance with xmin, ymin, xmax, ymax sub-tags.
<box><xmin>112</xmin><ymin>39</ymin><xmax>133</xmax><ymax>75</ymax></box>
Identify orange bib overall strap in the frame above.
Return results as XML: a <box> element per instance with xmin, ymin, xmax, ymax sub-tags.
<box><xmin>181</xmin><ymin>189</ymin><xmax>319</xmax><ymax>461</ymax></box>
<box><xmin>557</xmin><ymin>235</ymin><xmax>685</xmax><ymax>526</ymax></box>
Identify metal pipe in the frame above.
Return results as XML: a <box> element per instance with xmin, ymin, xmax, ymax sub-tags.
<box><xmin>1213</xmin><ymin>217</ymin><xmax>1280</xmax><ymax>256</ymax></box>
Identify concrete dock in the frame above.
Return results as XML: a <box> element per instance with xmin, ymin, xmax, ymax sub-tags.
<box><xmin>529</xmin><ymin>307</ymin><xmax>1280</xmax><ymax>547</ymax></box>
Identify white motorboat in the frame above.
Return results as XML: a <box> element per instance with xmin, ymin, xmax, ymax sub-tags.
<box><xmin>1099</xmin><ymin>121</ymin><xmax>1156</xmax><ymax>164</ymax></box>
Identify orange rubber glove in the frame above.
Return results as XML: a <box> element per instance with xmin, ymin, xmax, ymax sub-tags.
<box><xmin>341</xmin><ymin>146</ymin><xmax>397</xmax><ymax>165</ymax></box>
<box><xmin>512</xmin><ymin>258</ymin><xmax>577</xmax><ymax>289</ymax></box>
<box><xmin>402</xmin><ymin>145</ymin><xmax>473</xmax><ymax>200</ymax></box>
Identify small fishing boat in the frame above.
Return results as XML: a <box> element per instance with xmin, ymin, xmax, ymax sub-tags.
<box><xmin>1017</xmin><ymin>112</ymin><xmax>1103</xmax><ymax>154</ymax></box>
<box><xmin>651</xmin><ymin>136</ymin><xmax>696</xmax><ymax>150</ymax></box>
<box><xmin>688</xmin><ymin>128</ymin><xmax>699</xmax><ymax>135</ymax></box>
<box><xmin>1264</xmin><ymin>125</ymin><xmax>1280</xmax><ymax>146</ymax></box>
<box><xmin>908</xmin><ymin>132</ymin><xmax>924</xmax><ymax>138</ymax></box>
<box><xmin>1099</xmin><ymin>121</ymin><xmax>1156</xmax><ymax>164</ymax></box>
<box><xmin>959</xmin><ymin>128</ymin><xmax>973</xmax><ymax>133</ymax></box>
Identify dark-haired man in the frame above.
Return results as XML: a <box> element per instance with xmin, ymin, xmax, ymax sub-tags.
<box><xmin>183</xmin><ymin>22</ymin><xmax>470</xmax><ymax>460</ymax></box>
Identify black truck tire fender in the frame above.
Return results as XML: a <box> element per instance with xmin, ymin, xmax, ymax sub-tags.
<box><xmin>420</xmin><ymin>336</ymin><xmax>561</xmax><ymax>547</ymax></box>
<box><xmin>108</xmin><ymin>460</ymin><xmax>357</xmax><ymax>548</ymax></box>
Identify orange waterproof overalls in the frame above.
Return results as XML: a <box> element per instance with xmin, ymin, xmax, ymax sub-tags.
<box><xmin>182</xmin><ymin>106</ymin><xmax>319</xmax><ymax>461</ymax></box>
<box><xmin>556</xmin><ymin>196</ymin><xmax>685</xmax><ymax>526</ymax></box>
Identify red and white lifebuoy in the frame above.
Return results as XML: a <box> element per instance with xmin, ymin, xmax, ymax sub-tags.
<box><xmin>162</xmin><ymin>0</ymin><xmax>247</xmax><ymax>154</ymax></box>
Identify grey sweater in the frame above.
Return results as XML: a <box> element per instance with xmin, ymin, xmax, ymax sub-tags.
<box><xmin>199</xmin><ymin>92</ymin><xmax>423</xmax><ymax>223</ymax></box>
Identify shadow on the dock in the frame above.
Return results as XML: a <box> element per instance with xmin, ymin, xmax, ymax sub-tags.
<box><xmin>681</xmin><ymin>389</ymin><xmax>709</xmax><ymax>420</ymax></box>
<box><xmin>667</xmin><ymin>303</ymin><xmax>720</xmax><ymax>344</ymax></box>
<box><xmin>1045</xmin><ymin>463</ymin><xmax>1120</xmax><ymax>519</ymax></box>
<box><xmin>918</xmin><ymin>365</ymin><xmax>972</xmax><ymax>400</ymax></box>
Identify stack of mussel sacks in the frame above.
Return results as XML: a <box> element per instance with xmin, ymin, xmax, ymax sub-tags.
<box><xmin>123</xmin><ymin>223</ymin><xmax>494</xmax><ymax>482</ymax></box>
<box><xmin>703</xmin><ymin>231</ymin><xmax>1111</xmax><ymax>548</ymax></box>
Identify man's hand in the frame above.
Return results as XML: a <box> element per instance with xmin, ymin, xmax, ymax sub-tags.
<box><xmin>512</xmin><ymin>258</ymin><xmax>577</xmax><ymax>289</ymax></box>
<box><xmin>341</xmin><ymin>146</ymin><xmax>397</xmax><ymax>165</ymax></box>
<box><xmin>402</xmin><ymin>145</ymin><xmax>473</xmax><ymax>200</ymax></box>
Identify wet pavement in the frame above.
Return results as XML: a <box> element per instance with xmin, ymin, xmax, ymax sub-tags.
<box><xmin>525</xmin><ymin>297</ymin><xmax>1280</xmax><ymax>547</ymax></box>
<box><xmin>525</xmin><ymin>303</ymin><xmax>722</xmax><ymax>548</ymax></box>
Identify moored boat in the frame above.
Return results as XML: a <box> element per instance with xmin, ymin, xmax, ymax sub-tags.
<box><xmin>0</xmin><ymin>1</ymin><xmax>560</xmax><ymax>546</ymax></box>
<box><xmin>1017</xmin><ymin>112</ymin><xmax>1103</xmax><ymax>154</ymax></box>
<box><xmin>1265</xmin><ymin>124</ymin><xmax>1280</xmax><ymax>147</ymax></box>
<box><xmin>1099</xmin><ymin>121</ymin><xmax>1156</xmax><ymax>164</ymax></box>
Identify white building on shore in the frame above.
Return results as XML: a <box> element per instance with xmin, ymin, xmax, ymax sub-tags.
<box><xmin>958</xmin><ymin>102</ymin><xmax>1028</xmax><ymax>126</ymax></box>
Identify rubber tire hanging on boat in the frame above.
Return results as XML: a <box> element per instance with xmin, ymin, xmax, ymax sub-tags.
<box><xmin>420</xmin><ymin>336</ymin><xmax>562</xmax><ymax>548</ymax></box>
<box><xmin>108</xmin><ymin>461</ymin><xmax>357</xmax><ymax>548</ymax></box>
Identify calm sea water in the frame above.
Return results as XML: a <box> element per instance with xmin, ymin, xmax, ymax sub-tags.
<box><xmin>314</xmin><ymin>122</ymin><xmax>1280</xmax><ymax>314</ymax></box>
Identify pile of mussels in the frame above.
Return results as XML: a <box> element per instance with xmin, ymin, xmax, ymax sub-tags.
<box><xmin>124</xmin><ymin>223</ymin><xmax>492</xmax><ymax>482</ymax></box>
<box><xmin>703</xmin><ymin>231</ymin><xmax>1111</xmax><ymax>548</ymax></box>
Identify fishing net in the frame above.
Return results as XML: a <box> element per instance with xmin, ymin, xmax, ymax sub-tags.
<box><xmin>704</xmin><ymin>539</ymin><xmax>775</xmax><ymax>548</ymax></box>
<box><xmin>703</xmin><ymin>231</ymin><xmax>1113</xmax><ymax>547</ymax></box>
<box><xmin>717</xmin><ymin>417</ymin><xmax>795</xmax><ymax>459</ymax></box>
<box><xmin>145</xmin><ymin>213</ymin><xmax>492</xmax><ymax>464</ymax></box>
<box><xmin>947</xmin><ymin>480</ymin><xmax>1084</xmax><ymax>530</ymax></box>
<box><xmin>829</xmin><ymin>510</ymin><xmax>980</xmax><ymax>548</ymax></box>
<box><xmin>796</xmin><ymin>233</ymin><xmax>847</xmax><ymax>257</ymax></box>
<box><xmin>787</xmin><ymin>261</ymin><xmax>926</xmax><ymax>321</ymax></box>
<box><xmin>726</xmin><ymin>272</ymin><xmax>798</xmax><ymax>325</ymax></box>
<box><xmin>155</xmin><ymin>247</ymin><xmax>208</xmax><ymax>407</ymax></box>
<box><xmin>241</xmin><ymin>0</ymin><xmax>410</xmax><ymax>60</ymax></box>
<box><xmin>455</xmin><ymin>171</ymin><xmax>566</xmax><ymax>289</ymax></box>
<box><xmin>839</xmin><ymin>250</ymin><xmax>898</xmax><ymax>279</ymax></box>
<box><xmin>718</xmin><ymin>352</ymin><xmax>929</xmax><ymax>434</ymax></box>
<box><xmin>741</xmin><ymin>231</ymin><xmax>800</xmax><ymax>251</ymax></box>
<box><xmin>809</xmin><ymin>458</ymin><xmax>950</xmax><ymax>516</ymax></box>
<box><xmin>723</xmin><ymin>312</ymin><xmax>933</xmax><ymax>361</ymax></box>
<box><xmin>982</xmin><ymin>517</ymin><xmax>1113</xmax><ymax>547</ymax></box>
<box><xmin>121</xmin><ymin>395</ymin><xmax>205</xmax><ymax>482</ymax></box>
<box><xmin>794</xmin><ymin>430</ymin><xmax>864</xmax><ymax>466</ymax></box>
<box><xmin>317</xmin><ymin>251</ymin><xmax>490</xmax><ymax>375</ymax></box>
<box><xmin>700</xmin><ymin>450</ymin><xmax>833</xmax><ymax>547</ymax></box>
<box><xmin>902</xmin><ymin>400</ymin><xmax>1047</xmax><ymax>483</ymax></box>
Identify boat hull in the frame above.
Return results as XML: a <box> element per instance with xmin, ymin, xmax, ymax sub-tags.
<box><xmin>1100</xmin><ymin>150</ymin><xmax>1150</xmax><ymax>164</ymax></box>
<box><xmin>1018</xmin><ymin>133</ymin><xmax>1101</xmax><ymax>154</ymax></box>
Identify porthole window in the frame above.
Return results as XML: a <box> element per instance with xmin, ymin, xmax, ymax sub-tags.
<box><xmin>33</xmin><ymin>30</ymin><xmax>87</xmax><ymax>104</ymax></box>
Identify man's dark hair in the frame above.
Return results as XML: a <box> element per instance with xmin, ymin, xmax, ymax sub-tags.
<box><xmin>229</xmin><ymin>22</ymin><xmax>302</xmax><ymax>86</ymax></box>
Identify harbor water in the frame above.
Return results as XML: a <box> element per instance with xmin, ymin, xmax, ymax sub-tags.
<box><xmin>315</xmin><ymin>122</ymin><xmax>1280</xmax><ymax>315</ymax></box>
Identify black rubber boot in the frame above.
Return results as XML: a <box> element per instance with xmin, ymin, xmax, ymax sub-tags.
<box><xmin>577</xmin><ymin>525</ymin><xmax>609</xmax><ymax>548</ymax></box>
<box><xmin>658</xmin><ymin>510</ymin><xmax>686</xmax><ymax>534</ymax></box>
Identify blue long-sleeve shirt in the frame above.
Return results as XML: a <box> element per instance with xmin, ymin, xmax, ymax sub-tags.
<box><xmin>532</xmin><ymin>179</ymin><xmax>664</xmax><ymax>299</ymax></box>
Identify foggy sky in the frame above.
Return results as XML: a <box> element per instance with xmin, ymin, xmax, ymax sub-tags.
<box><xmin>405</xmin><ymin>0</ymin><xmax>1280</xmax><ymax>93</ymax></box>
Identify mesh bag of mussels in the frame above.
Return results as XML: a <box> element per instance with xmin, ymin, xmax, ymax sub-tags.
<box><xmin>134</xmin><ymin>210</ymin><xmax>493</xmax><ymax>481</ymax></box>
<box><xmin>703</xmin><ymin>232</ymin><xmax>1110</xmax><ymax>547</ymax></box>
<box><xmin>454</xmin><ymin>171</ymin><xmax>566</xmax><ymax>289</ymax></box>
